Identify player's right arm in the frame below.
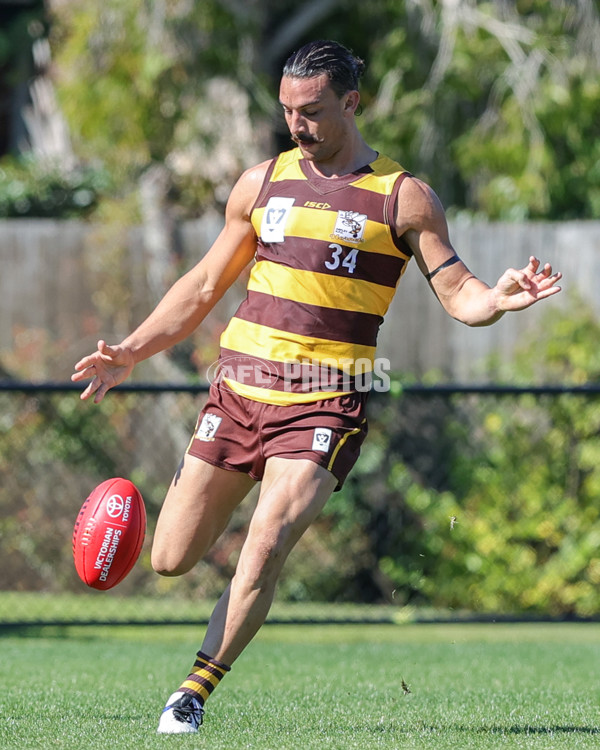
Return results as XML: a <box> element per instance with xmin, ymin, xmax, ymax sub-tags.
<box><xmin>71</xmin><ymin>161</ymin><xmax>270</xmax><ymax>403</ymax></box>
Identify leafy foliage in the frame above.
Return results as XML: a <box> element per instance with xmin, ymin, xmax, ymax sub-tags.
<box><xmin>360</xmin><ymin>0</ymin><xmax>600</xmax><ymax>219</ymax></box>
<box><xmin>48</xmin><ymin>0</ymin><xmax>266</xmax><ymax>213</ymax></box>
<box><xmin>0</xmin><ymin>156</ymin><xmax>110</xmax><ymax>218</ymax></box>
<box><xmin>319</xmin><ymin>299</ymin><xmax>600</xmax><ymax>616</ymax></box>
<box><xmin>25</xmin><ymin>0</ymin><xmax>598</xmax><ymax>220</ymax></box>
<box><xmin>3</xmin><ymin>1</ymin><xmax>598</xmax><ymax>220</ymax></box>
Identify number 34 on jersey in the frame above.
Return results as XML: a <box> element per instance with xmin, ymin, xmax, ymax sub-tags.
<box><xmin>325</xmin><ymin>244</ymin><xmax>359</xmax><ymax>274</ymax></box>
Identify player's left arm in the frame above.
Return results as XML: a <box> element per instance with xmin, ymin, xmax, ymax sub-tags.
<box><xmin>396</xmin><ymin>177</ymin><xmax>562</xmax><ymax>326</ymax></box>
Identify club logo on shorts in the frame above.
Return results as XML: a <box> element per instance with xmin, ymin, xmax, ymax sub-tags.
<box><xmin>312</xmin><ymin>428</ymin><xmax>332</xmax><ymax>453</ymax></box>
<box><xmin>196</xmin><ymin>413</ymin><xmax>222</xmax><ymax>442</ymax></box>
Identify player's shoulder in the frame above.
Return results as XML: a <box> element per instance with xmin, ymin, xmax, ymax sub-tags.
<box><xmin>235</xmin><ymin>158</ymin><xmax>273</xmax><ymax>191</ymax></box>
<box><xmin>398</xmin><ymin>174</ymin><xmax>440</xmax><ymax>203</ymax></box>
<box><xmin>397</xmin><ymin>174</ymin><xmax>447</xmax><ymax>228</ymax></box>
<box><xmin>227</xmin><ymin>159</ymin><xmax>273</xmax><ymax>218</ymax></box>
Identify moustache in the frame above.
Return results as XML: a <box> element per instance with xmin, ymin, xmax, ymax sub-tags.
<box><xmin>292</xmin><ymin>133</ymin><xmax>324</xmax><ymax>145</ymax></box>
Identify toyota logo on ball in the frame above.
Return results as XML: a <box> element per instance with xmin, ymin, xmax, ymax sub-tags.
<box><xmin>106</xmin><ymin>494</ymin><xmax>125</xmax><ymax>518</ymax></box>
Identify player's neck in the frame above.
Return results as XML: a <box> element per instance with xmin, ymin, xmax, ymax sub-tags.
<box><xmin>310</xmin><ymin>140</ymin><xmax>378</xmax><ymax>178</ymax></box>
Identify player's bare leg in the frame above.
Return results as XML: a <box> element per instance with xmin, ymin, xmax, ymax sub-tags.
<box><xmin>200</xmin><ymin>456</ymin><xmax>337</xmax><ymax>664</ymax></box>
<box><xmin>151</xmin><ymin>453</ymin><xmax>256</xmax><ymax>576</ymax></box>
<box><xmin>157</xmin><ymin>456</ymin><xmax>337</xmax><ymax>733</ymax></box>
<box><xmin>155</xmin><ymin>455</ymin><xmax>256</xmax><ymax>734</ymax></box>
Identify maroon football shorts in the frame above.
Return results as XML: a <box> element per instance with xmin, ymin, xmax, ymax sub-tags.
<box><xmin>186</xmin><ymin>383</ymin><xmax>368</xmax><ymax>490</ymax></box>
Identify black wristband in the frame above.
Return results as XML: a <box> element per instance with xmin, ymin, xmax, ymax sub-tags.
<box><xmin>425</xmin><ymin>255</ymin><xmax>460</xmax><ymax>281</ymax></box>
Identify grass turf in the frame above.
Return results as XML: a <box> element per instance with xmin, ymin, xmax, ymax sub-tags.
<box><xmin>1</xmin><ymin>622</ymin><xmax>599</xmax><ymax>749</ymax></box>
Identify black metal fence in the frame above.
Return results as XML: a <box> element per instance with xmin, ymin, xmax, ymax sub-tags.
<box><xmin>1</xmin><ymin>381</ymin><xmax>599</xmax><ymax>627</ymax></box>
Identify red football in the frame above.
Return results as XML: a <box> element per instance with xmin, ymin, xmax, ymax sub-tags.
<box><xmin>73</xmin><ymin>477</ymin><xmax>146</xmax><ymax>590</ymax></box>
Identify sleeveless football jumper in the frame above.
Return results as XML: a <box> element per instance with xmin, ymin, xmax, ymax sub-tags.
<box><xmin>217</xmin><ymin>148</ymin><xmax>412</xmax><ymax>406</ymax></box>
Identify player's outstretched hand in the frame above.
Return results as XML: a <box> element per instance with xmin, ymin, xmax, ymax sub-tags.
<box><xmin>494</xmin><ymin>256</ymin><xmax>562</xmax><ymax>313</ymax></box>
<box><xmin>71</xmin><ymin>340</ymin><xmax>135</xmax><ymax>403</ymax></box>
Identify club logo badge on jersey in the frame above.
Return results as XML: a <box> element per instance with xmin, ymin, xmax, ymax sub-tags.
<box><xmin>260</xmin><ymin>197</ymin><xmax>295</xmax><ymax>243</ymax></box>
<box><xmin>312</xmin><ymin>427</ymin><xmax>332</xmax><ymax>453</ymax></box>
<box><xmin>196</xmin><ymin>413</ymin><xmax>222</xmax><ymax>442</ymax></box>
<box><xmin>331</xmin><ymin>210</ymin><xmax>367</xmax><ymax>243</ymax></box>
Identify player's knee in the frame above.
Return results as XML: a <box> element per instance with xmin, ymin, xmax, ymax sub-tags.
<box><xmin>151</xmin><ymin>548</ymin><xmax>193</xmax><ymax>577</ymax></box>
<box><xmin>238</xmin><ymin>539</ymin><xmax>285</xmax><ymax>591</ymax></box>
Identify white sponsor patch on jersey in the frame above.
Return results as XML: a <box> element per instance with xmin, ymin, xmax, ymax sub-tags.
<box><xmin>260</xmin><ymin>197</ymin><xmax>295</xmax><ymax>243</ymax></box>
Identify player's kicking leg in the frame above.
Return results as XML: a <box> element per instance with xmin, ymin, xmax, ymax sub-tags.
<box><xmin>152</xmin><ymin>454</ymin><xmax>254</xmax><ymax>734</ymax></box>
<box><xmin>157</xmin><ymin>456</ymin><xmax>337</xmax><ymax>733</ymax></box>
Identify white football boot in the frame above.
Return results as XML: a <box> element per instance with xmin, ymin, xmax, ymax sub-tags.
<box><xmin>157</xmin><ymin>691</ymin><xmax>204</xmax><ymax>734</ymax></box>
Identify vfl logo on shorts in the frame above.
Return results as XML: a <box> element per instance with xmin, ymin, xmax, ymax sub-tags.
<box><xmin>312</xmin><ymin>428</ymin><xmax>332</xmax><ymax>453</ymax></box>
<box><xmin>196</xmin><ymin>413</ymin><xmax>222</xmax><ymax>442</ymax></box>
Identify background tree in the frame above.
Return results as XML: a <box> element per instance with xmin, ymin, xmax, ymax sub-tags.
<box><xmin>5</xmin><ymin>0</ymin><xmax>598</xmax><ymax>223</ymax></box>
<box><xmin>359</xmin><ymin>0</ymin><xmax>600</xmax><ymax>219</ymax></box>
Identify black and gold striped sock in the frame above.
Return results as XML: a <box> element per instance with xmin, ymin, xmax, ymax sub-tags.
<box><xmin>178</xmin><ymin>650</ymin><xmax>231</xmax><ymax>706</ymax></box>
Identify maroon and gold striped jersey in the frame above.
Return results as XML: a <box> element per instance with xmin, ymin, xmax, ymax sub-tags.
<box><xmin>217</xmin><ymin>147</ymin><xmax>412</xmax><ymax>405</ymax></box>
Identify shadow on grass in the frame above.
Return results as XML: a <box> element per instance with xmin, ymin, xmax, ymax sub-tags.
<box><xmin>361</xmin><ymin>723</ymin><xmax>600</xmax><ymax>738</ymax></box>
<box><xmin>408</xmin><ymin>724</ymin><xmax>600</xmax><ymax>737</ymax></box>
<box><xmin>486</xmin><ymin>725</ymin><xmax>600</xmax><ymax>736</ymax></box>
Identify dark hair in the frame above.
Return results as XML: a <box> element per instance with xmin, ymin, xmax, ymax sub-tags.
<box><xmin>282</xmin><ymin>40</ymin><xmax>365</xmax><ymax>98</ymax></box>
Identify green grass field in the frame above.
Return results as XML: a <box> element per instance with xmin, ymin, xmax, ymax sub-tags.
<box><xmin>1</xmin><ymin>621</ymin><xmax>599</xmax><ymax>749</ymax></box>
